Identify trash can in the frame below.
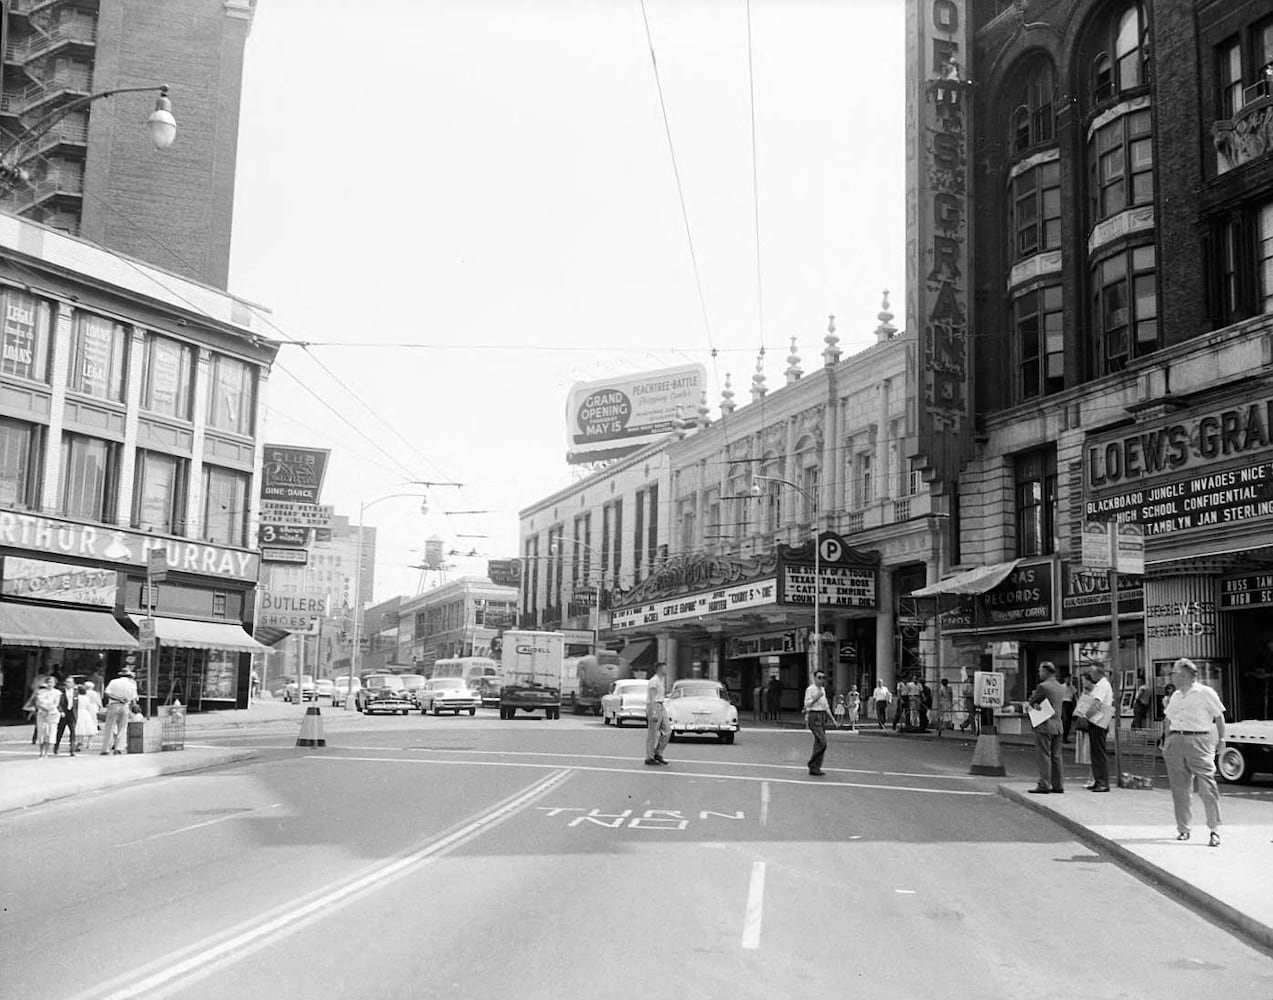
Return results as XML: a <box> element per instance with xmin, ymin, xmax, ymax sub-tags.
<box><xmin>126</xmin><ymin>718</ymin><xmax>163</xmax><ymax>753</ymax></box>
<box><xmin>161</xmin><ymin>704</ymin><xmax>186</xmax><ymax>751</ymax></box>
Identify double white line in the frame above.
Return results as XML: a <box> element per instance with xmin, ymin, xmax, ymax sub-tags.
<box><xmin>72</xmin><ymin>768</ymin><xmax>573</xmax><ymax>1000</ymax></box>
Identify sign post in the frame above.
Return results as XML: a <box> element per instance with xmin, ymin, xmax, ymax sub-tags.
<box><xmin>144</xmin><ymin>548</ymin><xmax>166</xmax><ymax>718</ymax></box>
<box><xmin>969</xmin><ymin>670</ymin><xmax>1006</xmax><ymax>776</ymax></box>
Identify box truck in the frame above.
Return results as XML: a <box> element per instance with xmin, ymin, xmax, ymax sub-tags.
<box><xmin>499</xmin><ymin>630</ymin><xmax>564</xmax><ymax>720</ymax></box>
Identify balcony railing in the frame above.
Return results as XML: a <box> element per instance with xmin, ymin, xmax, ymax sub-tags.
<box><xmin>6</xmin><ymin>20</ymin><xmax>97</xmax><ymax>63</ymax></box>
<box><xmin>1214</xmin><ymin>81</ymin><xmax>1273</xmax><ymax>175</ymax></box>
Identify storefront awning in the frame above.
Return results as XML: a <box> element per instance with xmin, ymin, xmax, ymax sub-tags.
<box><xmin>130</xmin><ymin>615</ymin><xmax>269</xmax><ymax>652</ymax></box>
<box><xmin>908</xmin><ymin>560</ymin><xmax>1021</xmax><ymax>598</ymax></box>
<box><xmin>620</xmin><ymin>638</ymin><xmax>658</xmax><ymax>669</ymax></box>
<box><xmin>0</xmin><ymin>603</ymin><xmax>140</xmax><ymax>650</ymax></box>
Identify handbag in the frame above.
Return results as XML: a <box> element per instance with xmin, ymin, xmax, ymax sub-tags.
<box><xmin>96</xmin><ymin>709</ymin><xmax>108</xmax><ymax>723</ymax></box>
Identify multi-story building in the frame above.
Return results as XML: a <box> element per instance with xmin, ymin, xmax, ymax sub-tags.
<box><xmin>397</xmin><ymin>577</ymin><xmax>518</xmax><ymax>673</ymax></box>
<box><xmin>901</xmin><ymin>0</ymin><xmax>1273</xmax><ymax>721</ymax></box>
<box><xmin>0</xmin><ymin>0</ymin><xmax>255</xmax><ymax>288</ymax></box>
<box><xmin>0</xmin><ymin>212</ymin><xmax>277</xmax><ymax>716</ymax></box>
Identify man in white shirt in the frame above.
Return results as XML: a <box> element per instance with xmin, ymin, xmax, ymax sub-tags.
<box><xmin>100</xmin><ymin>665</ymin><xmax>138</xmax><ymax>756</ymax></box>
<box><xmin>803</xmin><ymin>669</ymin><xmax>836</xmax><ymax>776</ymax></box>
<box><xmin>872</xmin><ymin>682</ymin><xmax>892</xmax><ymax>730</ymax></box>
<box><xmin>644</xmin><ymin>663</ymin><xmax>670</xmax><ymax>766</ymax></box>
<box><xmin>1083</xmin><ymin>666</ymin><xmax>1114</xmax><ymax>791</ymax></box>
<box><xmin>1163</xmin><ymin>657</ymin><xmax>1226</xmax><ymax>846</ymax></box>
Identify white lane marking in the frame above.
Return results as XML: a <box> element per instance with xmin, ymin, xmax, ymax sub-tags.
<box><xmin>741</xmin><ymin>862</ymin><xmax>766</xmax><ymax>949</ymax></box>
<box><xmin>313</xmin><ymin>755</ymin><xmax>993</xmax><ymax>796</ymax></box>
<box><xmin>895</xmin><ymin>889</ymin><xmax>917</xmax><ymax>895</ymax></box>
<box><xmin>760</xmin><ymin>782</ymin><xmax>770</xmax><ymax>828</ymax></box>
<box><xmin>116</xmin><ymin>804</ymin><xmax>282</xmax><ymax>847</ymax></box>
<box><xmin>72</xmin><ymin>769</ymin><xmax>572</xmax><ymax>1000</ymax></box>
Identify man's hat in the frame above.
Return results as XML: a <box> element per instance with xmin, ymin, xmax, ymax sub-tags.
<box><xmin>119</xmin><ymin>665</ymin><xmax>135</xmax><ymax>676</ymax></box>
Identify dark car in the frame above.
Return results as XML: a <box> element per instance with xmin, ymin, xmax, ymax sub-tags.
<box><xmin>472</xmin><ymin>676</ymin><xmax>503</xmax><ymax>709</ymax></box>
<box><xmin>356</xmin><ymin>674</ymin><xmax>412</xmax><ymax>715</ymax></box>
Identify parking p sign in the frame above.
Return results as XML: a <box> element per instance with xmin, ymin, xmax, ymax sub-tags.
<box><xmin>973</xmin><ymin>670</ymin><xmax>1004</xmax><ymax>708</ymax></box>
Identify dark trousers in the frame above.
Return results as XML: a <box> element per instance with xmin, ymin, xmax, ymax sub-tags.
<box><xmin>1089</xmin><ymin>725</ymin><xmax>1109</xmax><ymax>787</ymax></box>
<box><xmin>807</xmin><ymin>711</ymin><xmax>828</xmax><ymax>771</ymax></box>
<box><xmin>875</xmin><ymin>701</ymin><xmax>887</xmax><ymax>728</ymax></box>
<box><xmin>55</xmin><ymin>714</ymin><xmax>76</xmax><ymax>752</ymax></box>
<box><xmin>1034</xmin><ymin>729</ymin><xmax>1063</xmax><ymax>790</ymax></box>
<box><xmin>1061</xmin><ymin>701</ymin><xmax>1075</xmax><ymax>741</ymax></box>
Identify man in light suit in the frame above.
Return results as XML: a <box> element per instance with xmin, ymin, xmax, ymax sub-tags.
<box><xmin>54</xmin><ymin>675</ymin><xmax>79</xmax><ymax>756</ymax></box>
<box><xmin>1027</xmin><ymin>661</ymin><xmax>1066</xmax><ymax>794</ymax></box>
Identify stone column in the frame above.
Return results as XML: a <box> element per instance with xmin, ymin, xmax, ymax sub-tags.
<box><xmin>875</xmin><ymin>569</ymin><xmax>896</xmax><ymax>688</ymax></box>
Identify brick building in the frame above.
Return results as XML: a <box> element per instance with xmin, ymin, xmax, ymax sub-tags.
<box><xmin>0</xmin><ymin>0</ymin><xmax>255</xmax><ymax>288</ymax></box>
<box><xmin>903</xmin><ymin>0</ymin><xmax>1273</xmax><ymax>725</ymax></box>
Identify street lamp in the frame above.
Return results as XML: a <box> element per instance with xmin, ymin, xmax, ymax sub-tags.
<box><xmin>345</xmin><ymin>492</ymin><xmax>432</xmax><ymax>711</ymax></box>
<box><xmin>751</xmin><ymin>475</ymin><xmax>824</xmax><ymax>679</ymax></box>
<box><xmin>0</xmin><ymin>85</ymin><xmax>176</xmax><ymax>191</ymax></box>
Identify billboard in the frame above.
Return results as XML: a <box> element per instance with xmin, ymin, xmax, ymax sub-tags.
<box><xmin>565</xmin><ymin>364</ymin><xmax>707</xmax><ymax>464</ymax></box>
<box><xmin>261</xmin><ymin>444</ymin><xmax>330</xmax><ymax>504</ymax></box>
<box><xmin>487</xmin><ymin>558</ymin><xmax>522</xmax><ymax>588</ymax></box>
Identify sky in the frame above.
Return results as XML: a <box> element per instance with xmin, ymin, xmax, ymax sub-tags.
<box><xmin>228</xmin><ymin>0</ymin><xmax>908</xmax><ymax>604</ymax></box>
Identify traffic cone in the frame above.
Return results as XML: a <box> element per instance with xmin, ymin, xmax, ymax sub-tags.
<box><xmin>969</xmin><ymin>731</ymin><xmax>1004</xmax><ymax>776</ymax></box>
<box><xmin>296</xmin><ymin>705</ymin><xmax>326</xmax><ymax>748</ymax></box>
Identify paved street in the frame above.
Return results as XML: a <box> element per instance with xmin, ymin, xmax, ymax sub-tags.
<box><xmin>3</xmin><ymin>713</ymin><xmax>1271</xmax><ymax>1000</ymax></box>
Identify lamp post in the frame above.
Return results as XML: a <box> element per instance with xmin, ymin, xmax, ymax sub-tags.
<box><xmin>0</xmin><ymin>85</ymin><xmax>176</xmax><ymax>192</ymax></box>
<box><xmin>752</xmin><ymin>475</ymin><xmax>824</xmax><ymax>680</ymax></box>
<box><xmin>345</xmin><ymin>491</ymin><xmax>433</xmax><ymax>711</ymax></box>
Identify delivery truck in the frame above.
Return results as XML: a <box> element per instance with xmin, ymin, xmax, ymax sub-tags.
<box><xmin>499</xmin><ymin>630</ymin><xmax>564</xmax><ymax>720</ymax></box>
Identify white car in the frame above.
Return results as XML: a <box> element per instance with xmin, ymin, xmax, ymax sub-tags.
<box><xmin>601</xmin><ymin>678</ymin><xmax>648</xmax><ymax>728</ymax></box>
<box><xmin>314</xmin><ymin>678</ymin><xmax>335</xmax><ymax>701</ymax></box>
<box><xmin>332</xmin><ymin>676</ymin><xmax>361</xmax><ymax>708</ymax></box>
<box><xmin>665</xmin><ymin>679</ymin><xmax>739</xmax><ymax>744</ymax></box>
<box><xmin>416</xmin><ymin>678</ymin><xmax>481</xmax><ymax>716</ymax></box>
<box><xmin>1218</xmin><ymin>720</ymin><xmax>1273</xmax><ymax>784</ymax></box>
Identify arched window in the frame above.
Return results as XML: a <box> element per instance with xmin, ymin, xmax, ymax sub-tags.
<box><xmin>794</xmin><ymin>436</ymin><xmax>819</xmax><ymax>526</ymax></box>
<box><xmin>1006</xmin><ymin>57</ymin><xmax>1055</xmax><ymax>154</ymax></box>
<box><xmin>1089</xmin><ymin>3</ymin><xmax>1147</xmax><ymax>104</ymax></box>
<box><xmin>759</xmin><ymin>452</ymin><xmax>781</xmax><ymax>534</ymax></box>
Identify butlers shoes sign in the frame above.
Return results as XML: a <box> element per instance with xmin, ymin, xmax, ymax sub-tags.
<box><xmin>0</xmin><ymin>511</ymin><xmax>259</xmax><ymax>582</ymax></box>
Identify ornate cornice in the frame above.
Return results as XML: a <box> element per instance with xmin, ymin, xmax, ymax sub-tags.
<box><xmin>611</xmin><ymin>550</ymin><xmax>779</xmax><ymax>609</ymax></box>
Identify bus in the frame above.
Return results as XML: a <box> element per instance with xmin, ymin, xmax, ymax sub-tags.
<box><xmin>430</xmin><ymin>656</ymin><xmax>500</xmax><ymax>688</ymax></box>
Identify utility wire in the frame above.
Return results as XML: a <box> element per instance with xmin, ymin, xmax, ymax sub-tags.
<box><xmin>746</xmin><ymin>0</ymin><xmax>766</xmax><ymax>355</ymax></box>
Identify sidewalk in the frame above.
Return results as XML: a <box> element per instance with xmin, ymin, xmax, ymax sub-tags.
<box><xmin>1003</xmin><ymin>781</ymin><xmax>1273</xmax><ymax>953</ymax></box>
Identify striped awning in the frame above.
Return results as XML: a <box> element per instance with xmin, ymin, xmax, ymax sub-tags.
<box><xmin>0</xmin><ymin>603</ymin><xmax>139</xmax><ymax>650</ymax></box>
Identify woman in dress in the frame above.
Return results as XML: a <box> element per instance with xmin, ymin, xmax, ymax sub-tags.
<box><xmin>77</xmin><ymin>680</ymin><xmax>102</xmax><ymax>752</ymax></box>
<box><xmin>846</xmin><ymin>685</ymin><xmax>861</xmax><ymax>731</ymax></box>
<box><xmin>33</xmin><ymin>677</ymin><xmax>61</xmax><ymax>758</ymax></box>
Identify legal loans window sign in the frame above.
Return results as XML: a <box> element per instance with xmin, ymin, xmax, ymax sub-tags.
<box><xmin>565</xmin><ymin>364</ymin><xmax>706</xmax><ymax>464</ymax></box>
<box><xmin>0</xmin><ymin>289</ymin><xmax>53</xmax><ymax>383</ymax></box>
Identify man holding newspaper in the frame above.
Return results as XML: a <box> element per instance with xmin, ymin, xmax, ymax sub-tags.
<box><xmin>1026</xmin><ymin>661</ymin><xmax>1067</xmax><ymax>794</ymax></box>
<box><xmin>1075</xmin><ymin>664</ymin><xmax>1116</xmax><ymax>791</ymax></box>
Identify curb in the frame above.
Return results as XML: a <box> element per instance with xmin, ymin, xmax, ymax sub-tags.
<box><xmin>999</xmin><ymin>784</ymin><xmax>1273</xmax><ymax>954</ymax></box>
<box><xmin>0</xmin><ymin>748</ymin><xmax>260</xmax><ymax>815</ymax></box>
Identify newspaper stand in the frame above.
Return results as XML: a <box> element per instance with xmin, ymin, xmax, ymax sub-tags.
<box><xmin>161</xmin><ymin>703</ymin><xmax>186</xmax><ymax>751</ymax></box>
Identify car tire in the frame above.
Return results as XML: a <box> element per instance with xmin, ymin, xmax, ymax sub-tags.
<box><xmin>721</xmin><ymin>732</ymin><xmax>736</xmax><ymax>745</ymax></box>
<box><xmin>432</xmin><ymin>704</ymin><xmax>441</xmax><ymax>716</ymax></box>
<box><xmin>1218</xmin><ymin>745</ymin><xmax>1253</xmax><ymax>784</ymax></box>
<box><xmin>469</xmin><ymin>708</ymin><xmax>476</xmax><ymax>716</ymax></box>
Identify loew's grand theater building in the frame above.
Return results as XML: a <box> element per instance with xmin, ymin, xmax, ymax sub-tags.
<box><xmin>901</xmin><ymin>0</ymin><xmax>1273</xmax><ymax>722</ymax></box>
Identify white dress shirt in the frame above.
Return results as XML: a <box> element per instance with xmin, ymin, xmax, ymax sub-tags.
<box><xmin>804</xmin><ymin>683</ymin><xmax>830</xmax><ymax>714</ymax></box>
<box><xmin>1164</xmin><ymin>684</ymin><xmax>1225</xmax><ymax>733</ymax></box>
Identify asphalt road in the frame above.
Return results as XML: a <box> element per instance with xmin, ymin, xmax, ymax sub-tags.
<box><xmin>4</xmin><ymin>714</ymin><xmax>1271</xmax><ymax>1000</ymax></box>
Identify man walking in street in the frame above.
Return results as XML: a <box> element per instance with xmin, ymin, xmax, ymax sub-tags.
<box><xmin>873</xmin><ymin>680</ymin><xmax>891</xmax><ymax>729</ymax></box>
<box><xmin>100</xmin><ymin>665</ymin><xmax>138</xmax><ymax>755</ymax></box>
<box><xmin>1163</xmin><ymin>657</ymin><xmax>1226</xmax><ymax>847</ymax></box>
<box><xmin>1026</xmin><ymin>661</ymin><xmax>1066</xmax><ymax>794</ymax></box>
<box><xmin>803</xmin><ymin>668</ymin><xmax>836</xmax><ymax>776</ymax></box>
<box><xmin>1083</xmin><ymin>664</ymin><xmax>1115</xmax><ymax>791</ymax></box>
<box><xmin>644</xmin><ymin>662</ymin><xmax>670</xmax><ymax>766</ymax></box>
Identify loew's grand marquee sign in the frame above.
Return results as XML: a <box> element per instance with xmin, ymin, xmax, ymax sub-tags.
<box><xmin>904</xmin><ymin>0</ymin><xmax>975</xmax><ymax>490</ymax></box>
<box><xmin>565</xmin><ymin>363</ymin><xmax>706</xmax><ymax>465</ymax></box>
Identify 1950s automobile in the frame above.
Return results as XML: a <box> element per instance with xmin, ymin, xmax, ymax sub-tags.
<box><xmin>665</xmin><ymin>679</ymin><xmax>739</xmax><ymax>744</ymax></box>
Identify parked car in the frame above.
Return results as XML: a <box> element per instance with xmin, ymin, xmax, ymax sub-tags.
<box><xmin>1218</xmin><ymin>719</ymin><xmax>1273</xmax><ymax>784</ymax></box>
<box><xmin>398</xmin><ymin>674</ymin><xmax>428</xmax><ymax>706</ymax></box>
<box><xmin>283</xmin><ymin>675</ymin><xmax>317</xmax><ymax>703</ymax></box>
<box><xmin>314</xmin><ymin>678</ymin><xmax>335</xmax><ymax>701</ymax></box>
<box><xmin>332</xmin><ymin>676</ymin><xmax>361</xmax><ymax>708</ymax></box>
<box><xmin>601</xmin><ymin>678</ymin><xmax>648</xmax><ymax>728</ymax></box>
<box><xmin>356</xmin><ymin>674</ymin><xmax>413</xmax><ymax>715</ymax></box>
<box><xmin>665</xmin><ymin>679</ymin><xmax>739</xmax><ymax>743</ymax></box>
<box><xmin>417</xmin><ymin>678</ymin><xmax>480</xmax><ymax>716</ymax></box>
<box><xmin>472</xmin><ymin>676</ymin><xmax>503</xmax><ymax>709</ymax></box>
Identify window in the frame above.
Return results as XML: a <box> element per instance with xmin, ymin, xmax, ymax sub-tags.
<box><xmin>1016</xmin><ymin>285</ymin><xmax>1065</xmax><ymax>399</ymax></box>
<box><xmin>1008</xmin><ymin>59</ymin><xmax>1055</xmax><ymax>154</ymax></box>
<box><xmin>1014</xmin><ymin>449</ymin><xmax>1057</xmax><ymax>557</ymax></box>
<box><xmin>142</xmin><ymin>335</ymin><xmax>195</xmax><ymax>419</ymax></box>
<box><xmin>1010</xmin><ymin>160</ymin><xmax>1061</xmax><ymax>259</ymax></box>
<box><xmin>61</xmin><ymin>432</ymin><xmax>120</xmax><ymax>522</ymax></box>
<box><xmin>646</xmin><ymin>483</ymin><xmax>659</xmax><ymax>568</ymax></box>
<box><xmin>1091</xmin><ymin>4</ymin><xmax>1147</xmax><ymax>103</ymax></box>
<box><xmin>1219</xmin><ymin>38</ymin><xmax>1243</xmax><ymax>118</ymax></box>
<box><xmin>67</xmin><ymin>311</ymin><xmax>128</xmax><ymax>402</ymax></box>
<box><xmin>0</xmin><ymin>289</ymin><xmax>54</xmax><ymax>383</ymax></box>
<box><xmin>679</xmin><ymin>499</ymin><xmax>695</xmax><ymax>552</ymax></box>
<box><xmin>0</xmin><ymin>416</ymin><xmax>44</xmax><ymax>508</ymax></box>
<box><xmin>1090</xmin><ymin>109</ymin><xmax>1153</xmax><ymax>223</ymax></box>
<box><xmin>632</xmin><ymin>489</ymin><xmax>645</xmax><ymax>584</ymax></box>
<box><xmin>799</xmin><ymin>465</ymin><xmax>819</xmax><ymax>524</ymax></box>
<box><xmin>207</xmin><ymin>354</ymin><xmax>255</xmax><ymax>435</ymax></box>
<box><xmin>1260</xmin><ymin>202</ymin><xmax>1273</xmax><ymax>314</ymax></box>
<box><xmin>202</xmin><ymin>465</ymin><xmax>249</xmax><ymax>546</ymax></box>
<box><xmin>133</xmin><ymin>450</ymin><xmax>188</xmax><ymax>534</ymax></box>
<box><xmin>1093</xmin><ymin>245</ymin><xmax>1157</xmax><ymax>374</ymax></box>
<box><xmin>857</xmin><ymin>453</ymin><xmax>873</xmax><ymax>509</ymax></box>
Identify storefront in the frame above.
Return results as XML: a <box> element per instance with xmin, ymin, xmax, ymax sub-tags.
<box><xmin>0</xmin><ymin>511</ymin><xmax>262</xmax><ymax>717</ymax></box>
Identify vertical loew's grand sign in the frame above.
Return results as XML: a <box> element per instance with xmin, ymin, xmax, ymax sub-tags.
<box><xmin>904</xmin><ymin>0</ymin><xmax>975</xmax><ymax>491</ymax></box>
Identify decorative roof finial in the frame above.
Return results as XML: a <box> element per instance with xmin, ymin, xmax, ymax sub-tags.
<box><xmin>785</xmin><ymin>336</ymin><xmax>803</xmax><ymax>384</ymax></box>
<box><xmin>697</xmin><ymin>390</ymin><xmax>711</xmax><ymax>429</ymax></box>
<box><xmin>672</xmin><ymin>405</ymin><xmax>688</xmax><ymax>440</ymax></box>
<box><xmin>720</xmin><ymin>372</ymin><xmax>736</xmax><ymax>416</ymax></box>
<box><xmin>750</xmin><ymin>349</ymin><xmax>768</xmax><ymax>402</ymax></box>
<box><xmin>823</xmin><ymin>313</ymin><xmax>841</xmax><ymax>366</ymax></box>
<box><xmin>875</xmin><ymin>290</ymin><xmax>897</xmax><ymax>342</ymax></box>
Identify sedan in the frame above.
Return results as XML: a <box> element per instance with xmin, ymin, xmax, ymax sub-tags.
<box><xmin>332</xmin><ymin>676</ymin><xmax>361</xmax><ymax>708</ymax></box>
<box><xmin>282</xmin><ymin>675</ymin><xmax>317</xmax><ymax>703</ymax></box>
<box><xmin>314</xmin><ymin>678</ymin><xmax>335</xmax><ymax>702</ymax></box>
<box><xmin>472</xmin><ymin>676</ymin><xmax>503</xmax><ymax>709</ymax></box>
<box><xmin>358</xmin><ymin>674</ymin><xmax>413</xmax><ymax>715</ymax></box>
<box><xmin>417</xmin><ymin>678</ymin><xmax>480</xmax><ymax>716</ymax></box>
<box><xmin>601</xmin><ymin>679</ymin><xmax>648</xmax><ymax>728</ymax></box>
<box><xmin>665</xmin><ymin>679</ymin><xmax>739</xmax><ymax>744</ymax></box>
